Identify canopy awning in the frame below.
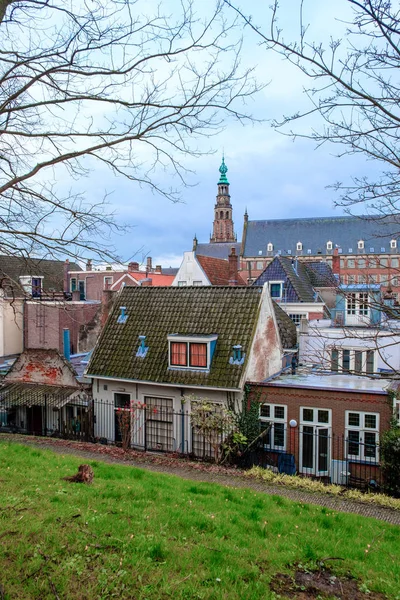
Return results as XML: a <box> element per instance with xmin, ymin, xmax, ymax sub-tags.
<box><xmin>0</xmin><ymin>383</ymin><xmax>87</xmax><ymax>408</ymax></box>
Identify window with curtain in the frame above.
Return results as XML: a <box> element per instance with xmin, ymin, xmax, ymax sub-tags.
<box><xmin>170</xmin><ymin>342</ymin><xmax>187</xmax><ymax>366</ymax></box>
<box><xmin>189</xmin><ymin>343</ymin><xmax>207</xmax><ymax>367</ymax></box>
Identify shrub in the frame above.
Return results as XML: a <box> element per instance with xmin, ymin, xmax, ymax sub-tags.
<box><xmin>380</xmin><ymin>426</ymin><xmax>400</xmax><ymax>497</ymax></box>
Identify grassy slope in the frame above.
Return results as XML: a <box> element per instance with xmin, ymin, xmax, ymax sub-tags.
<box><xmin>0</xmin><ymin>441</ymin><xmax>399</xmax><ymax>600</ymax></box>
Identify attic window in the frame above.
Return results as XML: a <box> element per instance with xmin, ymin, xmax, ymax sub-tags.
<box><xmin>267</xmin><ymin>243</ymin><xmax>273</xmax><ymax>252</ymax></box>
<box><xmin>381</xmin><ymin>247</ymin><xmax>385</xmax><ymax>252</ymax></box>
<box><xmin>296</xmin><ymin>242</ymin><xmax>302</xmax><ymax>251</ymax></box>
<box><xmin>167</xmin><ymin>334</ymin><xmax>217</xmax><ymax>371</ymax></box>
<box><xmin>326</xmin><ymin>241</ymin><xmax>333</xmax><ymax>250</ymax></box>
<box><xmin>358</xmin><ymin>240</ymin><xmax>364</xmax><ymax>250</ymax></box>
<box><xmin>258</xmin><ymin>250</ymin><xmax>263</xmax><ymax>256</ymax></box>
<box><xmin>287</xmin><ymin>249</ymin><xmax>292</xmax><ymax>255</ymax></box>
<box><xmin>117</xmin><ymin>306</ymin><xmax>128</xmax><ymax>324</ymax></box>
<box><xmin>390</xmin><ymin>239</ymin><xmax>397</xmax><ymax>249</ymax></box>
<box><xmin>307</xmin><ymin>249</ymin><xmax>312</xmax><ymax>254</ymax></box>
<box><xmin>348</xmin><ymin>248</ymin><xmax>353</xmax><ymax>253</ymax></box>
<box><xmin>370</xmin><ymin>247</ymin><xmax>374</xmax><ymax>252</ymax></box>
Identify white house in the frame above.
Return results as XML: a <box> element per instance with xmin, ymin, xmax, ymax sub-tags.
<box><xmin>85</xmin><ymin>285</ymin><xmax>297</xmax><ymax>451</ymax></box>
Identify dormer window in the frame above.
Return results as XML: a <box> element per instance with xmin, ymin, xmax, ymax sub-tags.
<box><xmin>358</xmin><ymin>240</ymin><xmax>364</xmax><ymax>250</ymax></box>
<box><xmin>296</xmin><ymin>242</ymin><xmax>302</xmax><ymax>252</ymax></box>
<box><xmin>19</xmin><ymin>275</ymin><xmax>43</xmax><ymax>298</ymax></box>
<box><xmin>168</xmin><ymin>334</ymin><xmax>217</xmax><ymax>370</ymax></box>
<box><xmin>391</xmin><ymin>239</ymin><xmax>397</xmax><ymax>249</ymax></box>
<box><xmin>326</xmin><ymin>241</ymin><xmax>333</xmax><ymax>251</ymax></box>
<box><xmin>269</xmin><ymin>281</ymin><xmax>284</xmax><ymax>299</ymax></box>
<box><xmin>267</xmin><ymin>243</ymin><xmax>273</xmax><ymax>252</ymax></box>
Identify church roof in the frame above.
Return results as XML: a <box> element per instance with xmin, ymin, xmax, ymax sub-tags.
<box><xmin>243</xmin><ymin>215</ymin><xmax>399</xmax><ymax>257</ymax></box>
<box><xmin>196</xmin><ymin>242</ymin><xmax>241</xmax><ymax>260</ymax></box>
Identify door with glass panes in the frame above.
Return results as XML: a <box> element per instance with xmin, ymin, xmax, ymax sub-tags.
<box><xmin>300</xmin><ymin>407</ymin><xmax>331</xmax><ymax>476</ymax></box>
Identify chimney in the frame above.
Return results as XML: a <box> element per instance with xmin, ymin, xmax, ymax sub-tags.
<box><xmin>141</xmin><ymin>278</ymin><xmax>152</xmax><ymax>287</ymax></box>
<box><xmin>146</xmin><ymin>257</ymin><xmax>152</xmax><ymax>272</ymax></box>
<box><xmin>228</xmin><ymin>247</ymin><xmax>238</xmax><ymax>286</ymax></box>
<box><xmin>192</xmin><ymin>235</ymin><xmax>198</xmax><ymax>251</ymax></box>
<box><xmin>155</xmin><ymin>265</ymin><xmax>162</xmax><ymax>274</ymax></box>
<box><xmin>63</xmin><ymin>259</ymin><xmax>69</xmax><ymax>293</ymax></box>
<box><xmin>86</xmin><ymin>259</ymin><xmax>92</xmax><ymax>271</ymax></box>
<box><xmin>128</xmin><ymin>261</ymin><xmax>139</xmax><ymax>272</ymax></box>
<box><xmin>101</xmin><ymin>288</ymin><xmax>116</xmax><ymax>327</ymax></box>
<box><xmin>332</xmin><ymin>248</ymin><xmax>340</xmax><ymax>277</ymax></box>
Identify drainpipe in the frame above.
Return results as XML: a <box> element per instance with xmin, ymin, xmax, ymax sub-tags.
<box><xmin>63</xmin><ymin>328</ymin><xmax>71</xmax><ymax>361</ymax></box>
<box><xmin>181</xmin><ymin>389</ymin><xmax>185</xmax><ymax>454</ymax></box>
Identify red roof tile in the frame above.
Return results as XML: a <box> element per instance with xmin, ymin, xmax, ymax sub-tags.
<box><xmin>197</xmin><ymin>255</ymin><xmax>244</xmax><ymax>286</ymax></box>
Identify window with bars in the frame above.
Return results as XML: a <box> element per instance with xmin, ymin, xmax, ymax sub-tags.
<box><xmin>259</xmin><ymin>404</ymin><xmax>287</xmax><ymax>450</ymax></box>
<box><xmin>345</xmin><ymin>411</ymin><xmax>379</xmax><ymax>462</ymax></box>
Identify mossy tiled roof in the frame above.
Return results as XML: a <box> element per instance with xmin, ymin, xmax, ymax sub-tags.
<box><xmin>87</xmin><ymin>286</ymin><xmax>294</xmax><ymax>389</ymax></box>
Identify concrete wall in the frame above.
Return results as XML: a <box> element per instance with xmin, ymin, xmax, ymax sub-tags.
<box><xmin>172</xmin><ymin>252</ymin><xmax>209</xmax><ymax>286</ymax></box>
<box><xmin>0</xmin><ymin>298</ymin><xmax>24</xmax><ymax>358</ymax></box>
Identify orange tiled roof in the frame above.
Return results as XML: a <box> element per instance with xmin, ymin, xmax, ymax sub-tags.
<box><xmin>128</xmin><ymin>271</ymin><xmax>175</xmax><ymax>286</ymax></box>
<box><xmin>197</xmin><ymin>255</ymin><xmax>244</xmax><ymax>286</ymax></box>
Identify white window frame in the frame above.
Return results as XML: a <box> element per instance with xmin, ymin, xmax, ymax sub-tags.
<box><xmin>259</xmin><ymin>403</ymin><xmax>287</xmax><ymax>451</ymax></box>
<box><xmin>394</xmin><ymin>400</ymin><xmax>400</xmax><ymax>425</ymax></box>
<box><xmin>177</xmin><ymin>281</ymin><xmax>187</xmax><ymax>287</ymax></box>
<box><xmin>296</xmin><ymin>242</ymin><xmax>303</xmax><ymax>251</ymax></box>
<box><xmin>70</xmin><ymin>277</ymin><xmax>77</xmax><ymax>292</ymax></box>
<box><xmin>358</xmin><ymin>240</ymin><xmax>364</xmax><ymax>250</ymax></box>
<box><xmin>326</xmin><ymin>241</ymin><xmax>333</xmax><ymax>251</ymax></box>
<box><xmin>300</xmin><ymin>407</ymin><xmax>332</xmax><ymax>476</ymax></box>
<box><xmin>104</xmin><ymin>275</ymin><xmax>113</xmax><ymax>287</ymax></box>
<box><xmin>267</xmin><ymin>242</ymin><xmax>273</xmax><ymax>252</ymax></box>
<box><xmin>193</xmin><ymin>280</ymin><xmax>203</xmax><ymax>286</ymax></box>
<box><xmin>345</xmin><ymin>292</ymin><xmax>369</xmax><ymax>325</ymax></box>
<box><xmin>167</xmin><ymin>334</ymin><xmax>218</xmax><ymax>371</ymax></box>
<box><xmin>288</xmin><ymin>313</ymin><xmax>307</xmax><ymax>326</ymax></box>
<box><xmin>269</xmin><ymin>280</ymin><xmax>284</xmax><ymax>300</ymax></box>
<box><xmin>345</xmin><ymin>411</ymin><xmax>379</xmax><ymax>463</ymax></box>
<box><xmin>390</xmin><ymin>239</ymin><xmax>397</xmax><ymax>249</ymax></box>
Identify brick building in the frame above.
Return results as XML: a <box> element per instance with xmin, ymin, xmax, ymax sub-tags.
<box><xmin>68</xmin><ymin>257</ymin><xmax>176</xmax><ymax>301</ymax></box>
<box><xmin>249</xmin><ymin>372</ymin><xmax>393</xmax><ymax>485</ymax></box>
<box><xmin>193</xmin><ymin>158</ymin><xmax>400</xmax><ymax>298</ymax></box>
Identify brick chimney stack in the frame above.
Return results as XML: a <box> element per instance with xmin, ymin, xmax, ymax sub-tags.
<box><xmin>228</xmin><ymin>247</ymin><xmax>238</xmax><ymax>286</ymax></box>
<box><xmin>155</xmin><ymin>265</ymin><xmax>162</xmax><ymax>274</ymax></box>
<box><xmin>141</xmin><ymin>278</ymin><xmax>153</xmax><ymax>287</ymax></box>
<box><xmin>86</xmin><ymin>259</ymin><xmax>92</xmax><ymax>271</ymax></box>
<box><xmin>332</xmin><ymin>248</ymin><xmax>340</xmax><ymax>278</ymax></box>
<box><xmin>128</xmin><ymin>261</ymin><xmax>139</xmax><ymax>272</ymax></box>
<box><xmin>146</xmin><ymin>257</ymin><xmax>152</xmax><ymax>273</ymax></box>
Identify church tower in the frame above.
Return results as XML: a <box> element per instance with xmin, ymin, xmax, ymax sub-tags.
<box><xmin>210</xmin><ymin>157</ymin><xmax>236</xmax><ymax>243</ymax></box>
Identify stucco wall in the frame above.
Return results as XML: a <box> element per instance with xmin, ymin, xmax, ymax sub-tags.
<box><xmin>92</xmin><ymin>378</ymin><xmax>240</xmax><ymax>446</ymax></box>
<box><xmin>0</xmin><ymin>298</ymin><xmax>24</xmax><ymax>357</ymax></box>
<box><xmin>172</xmin><ymin>252</ymin><xmax>209</xmax><ymax>286</ymax></box>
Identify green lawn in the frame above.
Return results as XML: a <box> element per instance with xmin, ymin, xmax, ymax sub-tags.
<box><xmin>0</xmin><ymin>441</ymin><xmax>399</xmax><ymax>599</ymax></box>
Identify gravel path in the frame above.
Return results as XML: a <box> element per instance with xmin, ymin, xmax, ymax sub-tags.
<box><xmin>3</xmin><ymin>434</ymin><xmax>400</xmax><ymax>526</ymax></box>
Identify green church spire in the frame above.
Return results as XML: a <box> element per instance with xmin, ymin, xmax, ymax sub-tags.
<box><xmin>218</xmin><ymin>156</ymin><xmax>229</xmax><ymax>185</ymax></box>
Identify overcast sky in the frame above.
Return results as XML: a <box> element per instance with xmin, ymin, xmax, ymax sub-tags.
<box><xmin>79</xmin><ymin>1</ymin><xmax>380</xmax><ymax>268</ymax></box>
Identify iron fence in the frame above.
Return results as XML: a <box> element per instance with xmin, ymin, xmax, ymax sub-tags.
<box><xmin>0</xmin><ymin>394</ymin><xmax>385</xmax><ymax>492</ymax></box>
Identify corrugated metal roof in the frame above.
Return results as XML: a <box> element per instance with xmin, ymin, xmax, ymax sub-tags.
<box><xmin>0</xmin><ymin>383</ymin><xmax>84</xmax><ymax>407</ymax></box>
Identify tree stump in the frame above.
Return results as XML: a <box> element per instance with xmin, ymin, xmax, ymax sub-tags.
<box><xmin>63</xmin><ymin>464</ymin><xmax>94</xmax><ymax>484</ymax></box>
